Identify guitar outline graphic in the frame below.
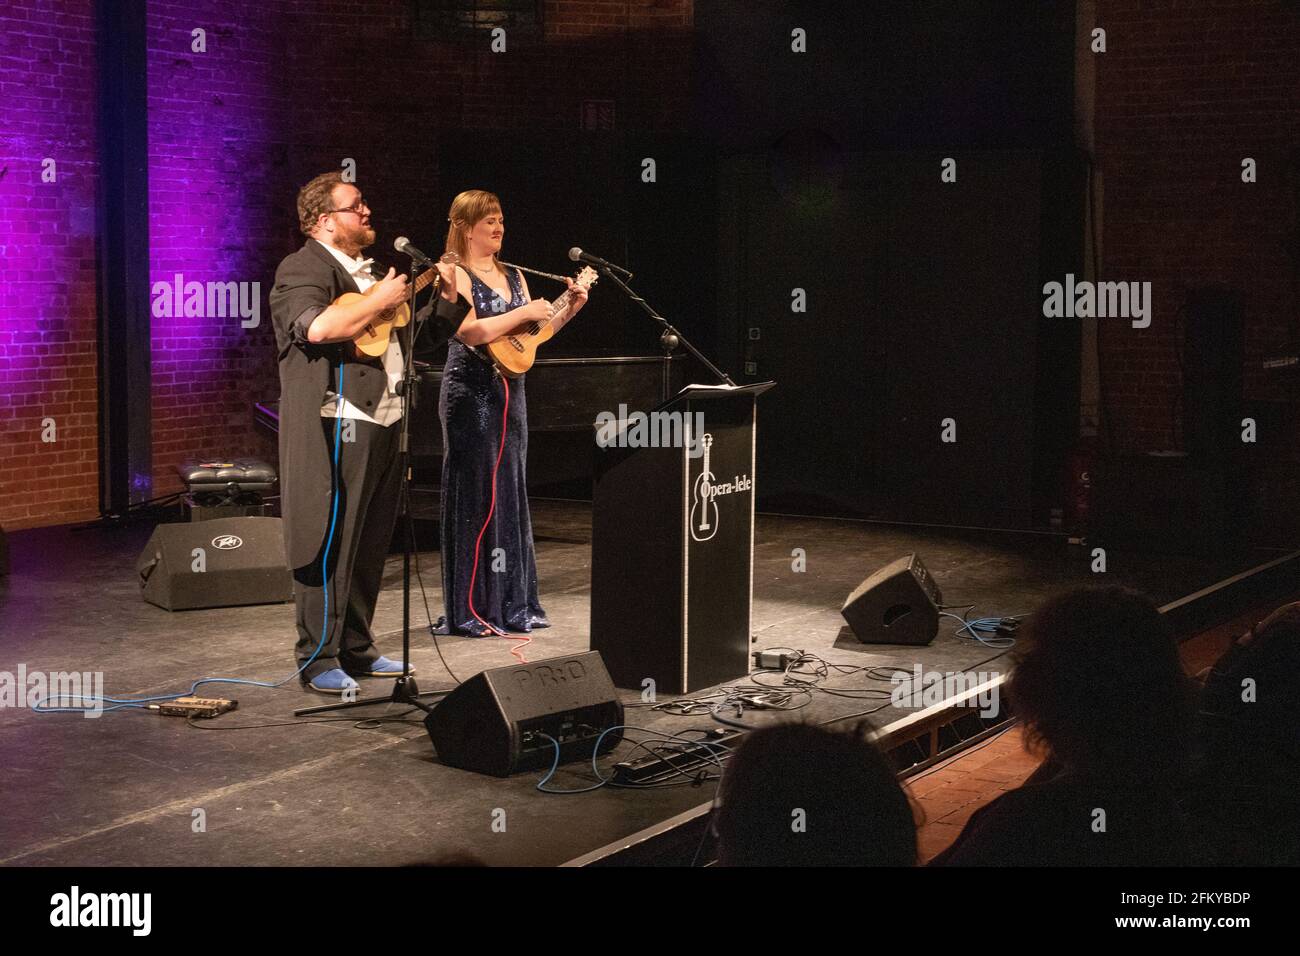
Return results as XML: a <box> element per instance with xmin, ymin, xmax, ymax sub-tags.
<box><xmin>689</xmin><ymin>433</ymin><xmax>718</xmax><ymax>542</ymax></box>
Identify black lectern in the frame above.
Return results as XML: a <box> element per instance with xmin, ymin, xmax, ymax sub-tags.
<box><xmin>590</xmin><ymin>382</ymin><xmax>775</xmax><ymax>695</ymax></box>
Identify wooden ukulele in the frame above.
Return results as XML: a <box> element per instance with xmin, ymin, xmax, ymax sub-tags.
<box><xmin>481</xmin><ymin>266</ymin><xmax>598</xmax><ymax>378</ymax></box>
<box><xmin>333</xmin><ymin>252</ymin><xmax>459</xmax><ymax>359</ymax></box>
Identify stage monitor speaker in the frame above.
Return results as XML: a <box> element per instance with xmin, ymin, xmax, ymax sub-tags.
<box><xmin>424</xmin><ymin>651</ymin><xmax>624</xmax><ymax>777</ymax></box>
<box><xmin>136</xmin><ymin>516</ymin><xmax>293</xmax><ymax>611</ymax></box>
<box><xmin>841</xmin><ymin>553</ymin><xmax>942</xmax><ymax>645</ymax></box>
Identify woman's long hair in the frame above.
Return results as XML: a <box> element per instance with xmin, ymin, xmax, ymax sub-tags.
<box><xmin>445</xmin><ymin>189</ymin><xmax>502</xmax><ymax>274</ymax></box>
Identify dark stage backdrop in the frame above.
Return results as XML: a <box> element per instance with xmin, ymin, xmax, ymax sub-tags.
<box><xmin>24</xmin><ymin>0</ymin><xmax>1294</xmax><ymax>541</ymax></box>
<box><xmin>697</xmin><ymin>0</ymin><xmax>1080</xmax><ymax>529</ymax></box>
<box><xmin>717</xmin><ymin>149</ymin><xmax>1054</xmax><ymax>529</ymax></box>
<box><xmin>434</xmin><ymin>133</ymin><xmax>718</xmax><ymax>363</ymax></box>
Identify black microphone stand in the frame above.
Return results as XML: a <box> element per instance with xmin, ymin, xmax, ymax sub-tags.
<box><xmin>590</xmin><ymin>261</ymin><xmax>735</xmax><ymax>388</ymax></box>
<box><xmin>295</xmin><ymin>258</ymin><xmax>448</xmax><ymax>717</ymax></box>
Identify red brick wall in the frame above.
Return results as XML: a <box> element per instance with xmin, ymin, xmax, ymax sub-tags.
<box><xmin>0</xmin><ymin>0</ymin><xmax>100</xmax><ymax>531</ymax></box>
<box><xmin>1095</xmin><ymin>0</ymin><xmax>1300</xmax><ymax>454</ymax></box>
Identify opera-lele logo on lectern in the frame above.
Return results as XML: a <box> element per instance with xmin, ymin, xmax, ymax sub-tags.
<box><xmin>689</xmin><ymin>434</ymin><xmax>752</xmax><ymax>542</ymax></box>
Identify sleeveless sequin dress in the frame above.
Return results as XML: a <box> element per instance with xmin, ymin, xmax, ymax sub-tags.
<box><xmin>437</xmin><ymin>266</ymin><xmax>549</xmax><ymax>635</ymax></box>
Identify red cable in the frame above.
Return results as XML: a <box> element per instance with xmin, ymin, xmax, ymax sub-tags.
<box><xmin>466</xmin><ymin>373</ymin><xmax>532</xmax><ymax>662</ymax></box>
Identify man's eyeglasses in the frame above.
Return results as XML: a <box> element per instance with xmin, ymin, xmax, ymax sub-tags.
<box><xmin>329</xmin><ymin>198</ymin><xmax>370</xmax><ymax>217</ymax></box>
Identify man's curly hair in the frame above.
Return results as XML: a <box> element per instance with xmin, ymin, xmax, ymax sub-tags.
<box><xmin>297</xmin><ymin>171</ymin><xmax>344</xmax><ymax>236</ymax></box>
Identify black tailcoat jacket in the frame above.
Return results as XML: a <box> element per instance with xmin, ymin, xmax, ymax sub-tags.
<box><xmin>269</xmin><ymin>239</ymin><xmax>469</xmax><ymax>569</ymax></box>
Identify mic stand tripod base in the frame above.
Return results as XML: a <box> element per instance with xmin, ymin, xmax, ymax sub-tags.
<box><xmin>293</xmin><ymin>675</ymin><xmax>448</xmax><ymax>717</ymax></box>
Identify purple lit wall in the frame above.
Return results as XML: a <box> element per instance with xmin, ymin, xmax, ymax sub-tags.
<box><xmin>0</xmin><ymin>0</ymin><xmax>101</xmax><ymax>530</ymax></box>
<box><xmin>146</xmin><ymin>1</ymin><xmax>283</xmax><ymax>494</ymax></box>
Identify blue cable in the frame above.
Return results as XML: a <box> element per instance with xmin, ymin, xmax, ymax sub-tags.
<box><xmin>292</xmin><ymin>363</ymin><xmax>347</xmax><ymax>684</ymax></box>
<box><xmin>939</xmin><ymin>609</ymin><xmax>1020</xmax><ymax>649</ymax></box>
<box><xmin>35</xmin><ymin>365</ymin><xmax>348</xmax><ymax>714</ymax></box>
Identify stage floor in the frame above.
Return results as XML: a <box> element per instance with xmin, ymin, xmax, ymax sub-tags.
<box><xmin>0</xmin><ymin>501</ymin><xmax>1288</xmax><ymax>866</ymax></box>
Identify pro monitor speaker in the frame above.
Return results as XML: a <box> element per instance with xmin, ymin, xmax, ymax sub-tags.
<box><xmin>424</xmin><ymin>651</ymin><xmax>624</xmax><ymax>777</ymax></box>
<box><xmin>841</xmin><ymin>553</ymin><xmax>942</xmax><ymax>646</ymax></box>
<box><xmin>136</xmin><ymin>516</ymin><xmax>293</xmax><ymax>611</ymax></box>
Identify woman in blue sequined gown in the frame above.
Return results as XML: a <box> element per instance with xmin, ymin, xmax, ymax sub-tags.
<box><xmin>436</xmin><ymin>190</ymin><xmax>587</xmax><ymax>635</ymax></box>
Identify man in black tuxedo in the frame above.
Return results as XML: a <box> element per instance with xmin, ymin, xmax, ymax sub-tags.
<box><xmin>269</xmin><ymin>171</ymin><xmax>469</xmax><ymax>694</ymax></box>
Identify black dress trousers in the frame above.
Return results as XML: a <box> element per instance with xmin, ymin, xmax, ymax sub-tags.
<box><xmin>292</xmin><ymin>414</ymin><xmax>402</xmax><ymax>682</ymax></box>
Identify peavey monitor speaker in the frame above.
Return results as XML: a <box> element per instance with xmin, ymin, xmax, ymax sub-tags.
<box><xmin>841</xmin><ymin>553</ymin><xmax>942</xmax><ymax>646</ymax></box>
<box><xmin>424</xmin><ymin>651</ymin><xmax>624</xmax><ymax>777</ymax></box>
<box><xmin>136</xmin><ymin>516</ymin><xmax>293</xmax><ymax>611</ymax></box>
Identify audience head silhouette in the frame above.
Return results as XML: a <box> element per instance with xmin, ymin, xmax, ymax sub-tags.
<box><xmin>930</xmin><ymin>587</ymin><xmax>1196</xmax><ymax>866</ymax></box>
<box><xmin>713</xmin><ymin>722</ymin><xmax>916</xmax><ymax>867</ymax></box>
<box><xmin>1009</xmin><ymin>586</ymin><xmax>1191</xmax><ymax>779</ymax></box>
<box><xmin>1194</xmin><ymin>600</ymin><xmax>1300</xmax><ymax>864</ymax></box>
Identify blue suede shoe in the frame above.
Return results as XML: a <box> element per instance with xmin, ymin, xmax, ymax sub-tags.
<box><xmin>348</xmin><ymin>656</ymin><xmax>412</xmax><ymax>678</ymax></box>
<box><xmin>306</xmin><ymin>668</ymin><xmax>360</xmax><ymax>695</ymax></box>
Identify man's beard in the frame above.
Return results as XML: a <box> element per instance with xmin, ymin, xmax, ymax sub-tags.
<box><xmin>338</xmin><ymin>222</ymin><xmax>375</xmax><ymax>254</ymax></box>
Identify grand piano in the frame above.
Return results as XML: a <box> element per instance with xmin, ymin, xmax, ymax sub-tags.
<box><xmin>255</xmin><ymin>353</ymin><xmax>688</xmax><ymax>518</ymax></box>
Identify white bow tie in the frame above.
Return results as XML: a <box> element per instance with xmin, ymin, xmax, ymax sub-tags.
<box><xmin>352</xmin><ymin>258</ymin><xmax>375</xmax><ymax>277</ymax></box>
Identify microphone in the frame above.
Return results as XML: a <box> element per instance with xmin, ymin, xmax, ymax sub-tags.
<box><xmin>568</xmin><ymin>246</ymin><xmax>632</xmax><ymax>278</ymax></box>
<box><xmin>394</xmin><ymin>236</ymin><xmax>433</xmax><ymax>266</ymax></box>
